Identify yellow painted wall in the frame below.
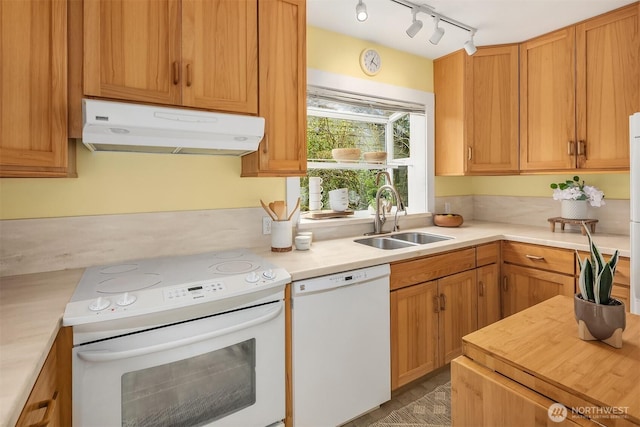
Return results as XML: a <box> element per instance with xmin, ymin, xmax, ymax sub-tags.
<box><xmin>308</xmin><ymin>27</ymin><xmax>434</xmax><ymax>92</ymax></box>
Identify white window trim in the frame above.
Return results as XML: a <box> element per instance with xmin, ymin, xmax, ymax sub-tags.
<box><xmin>287</xmin><ymin>68</ymin><xmax>435</xmax><ymax>226</ymax></box>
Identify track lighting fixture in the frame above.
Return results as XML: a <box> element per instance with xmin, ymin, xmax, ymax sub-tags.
<box><xmin>356</xmin><ymin>0</ymin><xmax>368</xmax><ymax>22</ymax></box>
<box><xmin>429</xmin><ymin>16</ymin><xmax>444</xmax><ymax>45</ymax></box>
<box><xmin>405</xmin><ymin>9</ymin><xmax>423</xmax><ymax>38</ymax></box>
<box><xmin>369</xmin><ymin>0</ymin><xmax>477</xmax><ymax>55</ymax></box>
<box><xmin>464</xmin><ymin>30</ymin><xmax>477</xmax><ymax>55</ymax></box>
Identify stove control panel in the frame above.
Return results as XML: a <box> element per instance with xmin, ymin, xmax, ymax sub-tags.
<box><xmin>164</xmin><ymin>281</ymin><xmax>226</xmax><ymax>301</ymax></box>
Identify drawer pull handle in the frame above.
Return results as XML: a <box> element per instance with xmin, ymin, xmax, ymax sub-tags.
<box><xmin>567</xmin><ymin>141</ymin><xmax>575</xmax><ymax>156</ymax></box>
<box><xmin>29</xmin><ymin>391</ymin><xmax>57</xmax><ymax>427</ymax></box>
<box><xmin>172</xmin><ymin>61</ymin><xmax>179</xmax><ymax>85</ymax></box>
<box><xmin>186</xmin><ymin>63</ymin><xmax>192</xmax><ymax>87</ymax></box>
<box><xmin>502</xmin><ymin>276</ymin><xmax>508</xmax><ymax>292</ymax></box>
<box><xmin>433</xmin><ymin>296</ymin><xmax>440</xmax><ymax>313</ymax></box>
<box><xmin>479</xmin><ymin>281</ymin><xmax>485</xmax><ymax>297</ymax></box>
<box><xmin>440</xmin><ymin>293</ymin><xmax>446</xmax><ymax>311</ymax></box>
<box><xmin>578</xmin><ymin>140</ymin><xmax>586</xmax><ymax>156</ymax></box>
<box><xmin>525</xmin><ymin>254</ymin><xmax>545</xmax><ymax>261</ymax></box>
<box><xmin>467</xmin><ymin>147</ymin><xmax>472</xmax><ymax>161</ymax></box>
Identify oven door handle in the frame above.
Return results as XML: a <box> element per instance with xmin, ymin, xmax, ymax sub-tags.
<box><xmin>77</xmin><ymin>303</ymin><xmax>282</xmax><ymax>363</ymax></box>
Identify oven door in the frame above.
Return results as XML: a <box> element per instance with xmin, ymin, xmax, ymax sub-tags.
<box><xmin>72</xmin><ymin>301</ymin><xmax>284</xmax><ymax>427</ymax></box>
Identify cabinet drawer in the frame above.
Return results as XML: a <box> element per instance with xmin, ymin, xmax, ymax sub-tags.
<box><xmin>502</xmin><ymin>241</ymin><xmax>574</xmax><ymax>275</ymax></box>
<box><xmin>390</xmin><ymin>248</ymin><xmax>476</xmax><ymax>291</ymax></box>
<box><xmin>476</xmin><ymin>242</ymin><xmax>499</xmax><ymax>267</ymax></box>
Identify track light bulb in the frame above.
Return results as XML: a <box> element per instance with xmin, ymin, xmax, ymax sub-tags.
<box><xmin>464</xmin><ymin>31</ymin><xmax>477</xmax><ymax>55</ymax></box>
<box><xmin>406</xmin><ymin>11</ymin><xmax>423</xmax><ymax>38</ymax></box>
<box><xmin>429</xmin><ymin>17</ymin><xmax>444</xmax><ymax>45</ymax></box>
<box><xmin>356</xmin><ymin>0</ymin><xmax>368</xmax><ymax>22</ymax></box>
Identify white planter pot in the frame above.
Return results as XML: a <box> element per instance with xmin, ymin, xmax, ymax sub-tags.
<box><xmin>561</xmin><ymin>200</ymin><xmax>588</xmax><ymax>219</ymax></box>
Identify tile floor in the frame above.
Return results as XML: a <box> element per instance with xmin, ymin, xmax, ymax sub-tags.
<box><xmin>342</xmin><ymin>365</ymin><xmax>452</xmax><ymax>427</ymax></box>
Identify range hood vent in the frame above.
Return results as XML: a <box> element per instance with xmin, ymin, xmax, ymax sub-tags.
<box><xmin>82</xmin><ymin>99</ymin><xmax>265</xmax><ymax>156</ymax></box>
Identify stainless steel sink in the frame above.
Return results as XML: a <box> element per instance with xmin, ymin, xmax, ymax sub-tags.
<box><xmin>355</xmin><ymin>232</ymin><xmax>453</xmax><ymax>250</ymax></box>
<box><xmin>387</xmin><ymin>232</ymin><xmax>452</xmax><ymax>244</ymax></box>
<box><xmin>353</xmin><ymin>237</ymin><xmax>416</xmax><ymax>250</ymax></box>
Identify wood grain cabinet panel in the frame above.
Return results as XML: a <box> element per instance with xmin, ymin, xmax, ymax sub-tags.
<box><xmin>390</xmin><ymin>248</ymin><xmax>481</xmax><ymax>390</ymax></box>
<box><xmin>16</xmin><ymin>327</ymin><xmax>72</xmax><ymax>427</ymax></box>
<box><xmin>241</xmin><ymin>0</ymin><xmax>307</xmax><ymax>176</ymax></box>
<box><xmin>434</xmin><ymin>45</ymin><xmax>519</xmax><ymax>176</ymax></box>
<box><xmin>83</xmin><ymin>0</ymin><xmax>258</xmax><ymax>114</ymax></box>
<box><xmin>576</xmin><ymin>4</ymin><xmax>640</xmax><ymax>170</ymax></box>
<box><xmin>391</xmin><ymin>280</ymin><xmax>440</xmax><ymax>390</ymax></box>
<box><xmin>477</xmin><ymin>263</ymin><xmax>501</xmax><ymax>328</ymax></box>
<box><xmin>0</xmin><ymin>0</ymin><xmax>69</xmax><ymax>177</ymax></box>
<box><xmin>520</xmin><ymin>3</ymin><xmax>639</xmax><ymax>172</ymax></box>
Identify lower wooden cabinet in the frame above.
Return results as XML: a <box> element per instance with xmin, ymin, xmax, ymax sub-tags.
<box><xmin>501</xmin><ymin>242</ymin><xmax>575</xmax><ymax>317</ymax></box>
<box><xmin>477</xmin><ymin>263</ymin><xmax>501</xmax><ymax>328</ymax></box>
<box><xmin>452</xmin><ymin>356</ymin><xmax>594</xmax><ymax>426</ymax></box>
<box><xmin>390</xmin><ymin>249</ymin><xmax>480</xmax><ymax>390</ymax></box>
<box><xmin>16</xmin><ymin>327</ymin><xmax>72</xmax><ymax>427</ymax></box>
<box><xmin>501</xmin><ymin>263</ymin><xmax>575</xmax><ymax>317</ymax></box>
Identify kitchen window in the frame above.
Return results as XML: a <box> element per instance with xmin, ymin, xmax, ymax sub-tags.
<box><xmin>287</xmin><ymin>69</ymin><xmax>434</xmax><ymax>220</ymax></box>
<box><xmin>303</xmin><ymin>90</ymin><xmax>423</xmax><ymax>212</ymax></box>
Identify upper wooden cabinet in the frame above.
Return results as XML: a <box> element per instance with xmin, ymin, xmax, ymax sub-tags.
<box><xmin>83</xmin><ymin>0</ymin><xmax>258</xmax><ymax>114</ymax></box>
<box><xmin>434</xmin><ymin>45</ymin><xmax>519</xmax><ymax>176</ymax></box>
<box><xmin>0</xmin><ymin>0</ymin><xmax>70</xmax><ymax>177</ymax></box>
<box><xmin>520</xmin><ymin>3</ymin><xmax>639</xmax><ymax>172</ymax></box>
<box><xmin>241</xmin><ymin>0</ymin><xmax>307</xmax><ymax>177</ymax></box>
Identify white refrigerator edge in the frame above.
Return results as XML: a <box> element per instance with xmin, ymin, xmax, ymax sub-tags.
<box><xmin>630</xmin><ymin>112</ymin><xmax>640</xmax><ymax>315</ymax></box>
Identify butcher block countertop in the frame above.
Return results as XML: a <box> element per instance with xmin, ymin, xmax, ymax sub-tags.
<box><xmin>460</xmin><ymin>295</ymin><xmax>640</xmax><ymax>426</ymax></box>
<box><xmin>0</xmin><ymin>221</ymin><xmax>631</xmax><ymax>426</ymax></box>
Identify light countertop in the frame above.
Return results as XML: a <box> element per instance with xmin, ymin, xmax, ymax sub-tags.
<box><xmin>0</xmin><ymin>220</ymin><xmax>629</xmax><ymax>427</ymax></box>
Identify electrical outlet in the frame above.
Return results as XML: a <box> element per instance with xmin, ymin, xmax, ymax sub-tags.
<box><xmin>262</xmin><ymin>216</ymin><xmax>272</xmax><ymax>235</ymax></box>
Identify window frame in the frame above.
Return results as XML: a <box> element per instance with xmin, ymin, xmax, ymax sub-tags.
<box><xmin>287</xmin><ymin>68</ymin><xmax>435</xmax><ymax>225</ymax></box>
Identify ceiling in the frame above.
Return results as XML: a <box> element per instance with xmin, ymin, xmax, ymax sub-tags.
<box><xmin>307</xmin><ymin>0</ymin><xmax>637</xmax><ymax>59</ymax></box>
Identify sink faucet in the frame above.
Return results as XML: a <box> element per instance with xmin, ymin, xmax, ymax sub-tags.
<box><xmin>370</xmin><ymin>172</ymin><xmax>407</xmax><ymax>235</ymax></box>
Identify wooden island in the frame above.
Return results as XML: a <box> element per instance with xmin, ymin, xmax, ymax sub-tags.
<box><xmin>452</xmin><ymin>295</ymin><xmax>639</xmax><ymax>426</ymax></box>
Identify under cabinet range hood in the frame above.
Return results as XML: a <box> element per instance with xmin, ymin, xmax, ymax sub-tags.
<box><xmin>82</xmin><ymin>99</ymin><xmax>265</xmax><ymax>155</ymax></box>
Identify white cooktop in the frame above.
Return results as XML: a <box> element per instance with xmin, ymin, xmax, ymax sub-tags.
<box><xmin>63</xmin><ymin>249</ymin><xmax>290</xmax><ymax>331</ymax></box>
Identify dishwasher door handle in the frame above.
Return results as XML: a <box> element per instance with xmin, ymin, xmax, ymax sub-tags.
<box><xmin>77</xmin><ymin>303</ymin><xmax>282</xmax><ymax>362</ymax></box>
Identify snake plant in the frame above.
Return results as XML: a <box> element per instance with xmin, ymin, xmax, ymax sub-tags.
<box><xmin>577</xmin><ymin>225</ymin><xmax>619</xmax><ymax>305</ymax></box>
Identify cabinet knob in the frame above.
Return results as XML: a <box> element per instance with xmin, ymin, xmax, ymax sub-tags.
<box><xmin>567</xmin><ymin>141</ymin><xmax>575</xmax><ymax>156</ymax></box>
<box><xmin>479</xmin><ymin>281</ymin><xmax>485</xmax><ymax>297</ymax></box>
<box><xmin>440</xmin><ymin>293</ymin><xmax>446</xmax><ymax>311</ymax></box>
<box><xmin>433</xmin><ymin>296</ymin><xmax>440</xmax><ymax>313</ymax></box>
<box><xmin>467</xmin><ymin>146</ymin><xmax>472</xmax><ymax>161</ymax></box>
<box><xmin>578</xmin><ymin>140</ymin><xmax>586</xmax><ymax>157</ymax></box>
<box><xmin>502</xmin><ymin>276</ymin><xmax>508</xmax><ymax>292</ymax></box>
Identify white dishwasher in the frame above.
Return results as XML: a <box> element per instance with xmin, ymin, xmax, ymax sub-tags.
<box><xmin>292</xmin><ymin>264</ymin><xmax>390</xmax><ymax>427</ymax></box>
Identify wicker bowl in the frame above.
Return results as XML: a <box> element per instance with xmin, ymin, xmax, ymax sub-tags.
<box><xmin>433</xmin><ymin>213</ymin><xmax>464</xmax><ymax>227</ymax></box>
<box><xmin>332</xmin><ymin>148</ymin><xmax>361</xmax><ymax>161</ymax></box>
<box><xmin>363</xmin><ymin>151</ymin><xmax>387</xmax><ymax>163</ymax></box>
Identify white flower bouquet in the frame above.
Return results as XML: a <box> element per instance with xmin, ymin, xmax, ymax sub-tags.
<box><xmin>550</xmin><ymin>176</ymin><xmax>605</xmax><ymax>207</ymax></box>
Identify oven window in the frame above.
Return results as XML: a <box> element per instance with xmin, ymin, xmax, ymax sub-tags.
<box><xmin>121</xmin><ymin>339</ymin><xmax>256</xmax><ymax>427</ymax></box>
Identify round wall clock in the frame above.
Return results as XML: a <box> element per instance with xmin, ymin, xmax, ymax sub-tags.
<box><xmin>359</xmin><ymin>48</ymin><xmax>381</xmax><ymax>76</ymax></box>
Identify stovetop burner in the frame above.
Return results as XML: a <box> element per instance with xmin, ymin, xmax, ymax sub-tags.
<box><xmin>64</xmin><ymin>248</ymin><xmax>290</xmax><ymax>329</ymax></box>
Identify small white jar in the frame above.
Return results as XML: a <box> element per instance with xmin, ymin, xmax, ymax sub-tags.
<box><xmin>294</xmin><ymin>235</ymin><xmax>312</xmax><ymax>251</ymax></box>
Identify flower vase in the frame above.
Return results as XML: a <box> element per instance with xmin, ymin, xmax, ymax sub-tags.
<box><xmin>561</xmin><ymin>200</ymin><xmax>588</xmax><ymax>219</ymax></box>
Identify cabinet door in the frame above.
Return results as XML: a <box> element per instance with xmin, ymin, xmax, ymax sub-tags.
<box><xmin>434</xmin><ymin>50</ymin><xmax>465</xmax><ymax>176</ymax></box>
<box><xmin>465</xmin><ymin>45</ymin><xmax>519</xmax><ymax>174</ymax></box>
<box><xmin>576</xmin><ymin>3</ymin><xmax>639</xmax><ymax>170</ymax></box>
<box><xmin>501</xmin><ymin>264</ymin><xmax>575</xmax><ymax>317</ymax></box>
<box><xmin>242</xmin><ymin>0</ymin><xmax>307</xmax><ymax>177</ymax></box>
<box><xmin>182</xmin><ymin>0</ymin><xmax>258</xmax><ymax>114</ymax></box>
<box><xmin>520</xmin><ymin>28</ymin><xmax>576</xmax><ymax>171</ymax></box>
<box><xmin>391</xmin><ymin>281</ymin><xmax>439</xmax><ymax>390</ymax></box>
<box><xmin>84</xmin><ymin>0</ymin><xmax>181</xmax><ymax>105</ymax></box>
<box><xmin>0</xmin><ymin>0</ymin><xmax>68</xmax><ymax>177</ymax></box>
<box><xmin>477</xmin><ymin>264</ymin><xmax>501</xmax><ymax>329</ymax></box>
<box><xmin>438</xmin><ymin>270</ymin><xmax>478</xmax><ymax>365</ymax></box>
